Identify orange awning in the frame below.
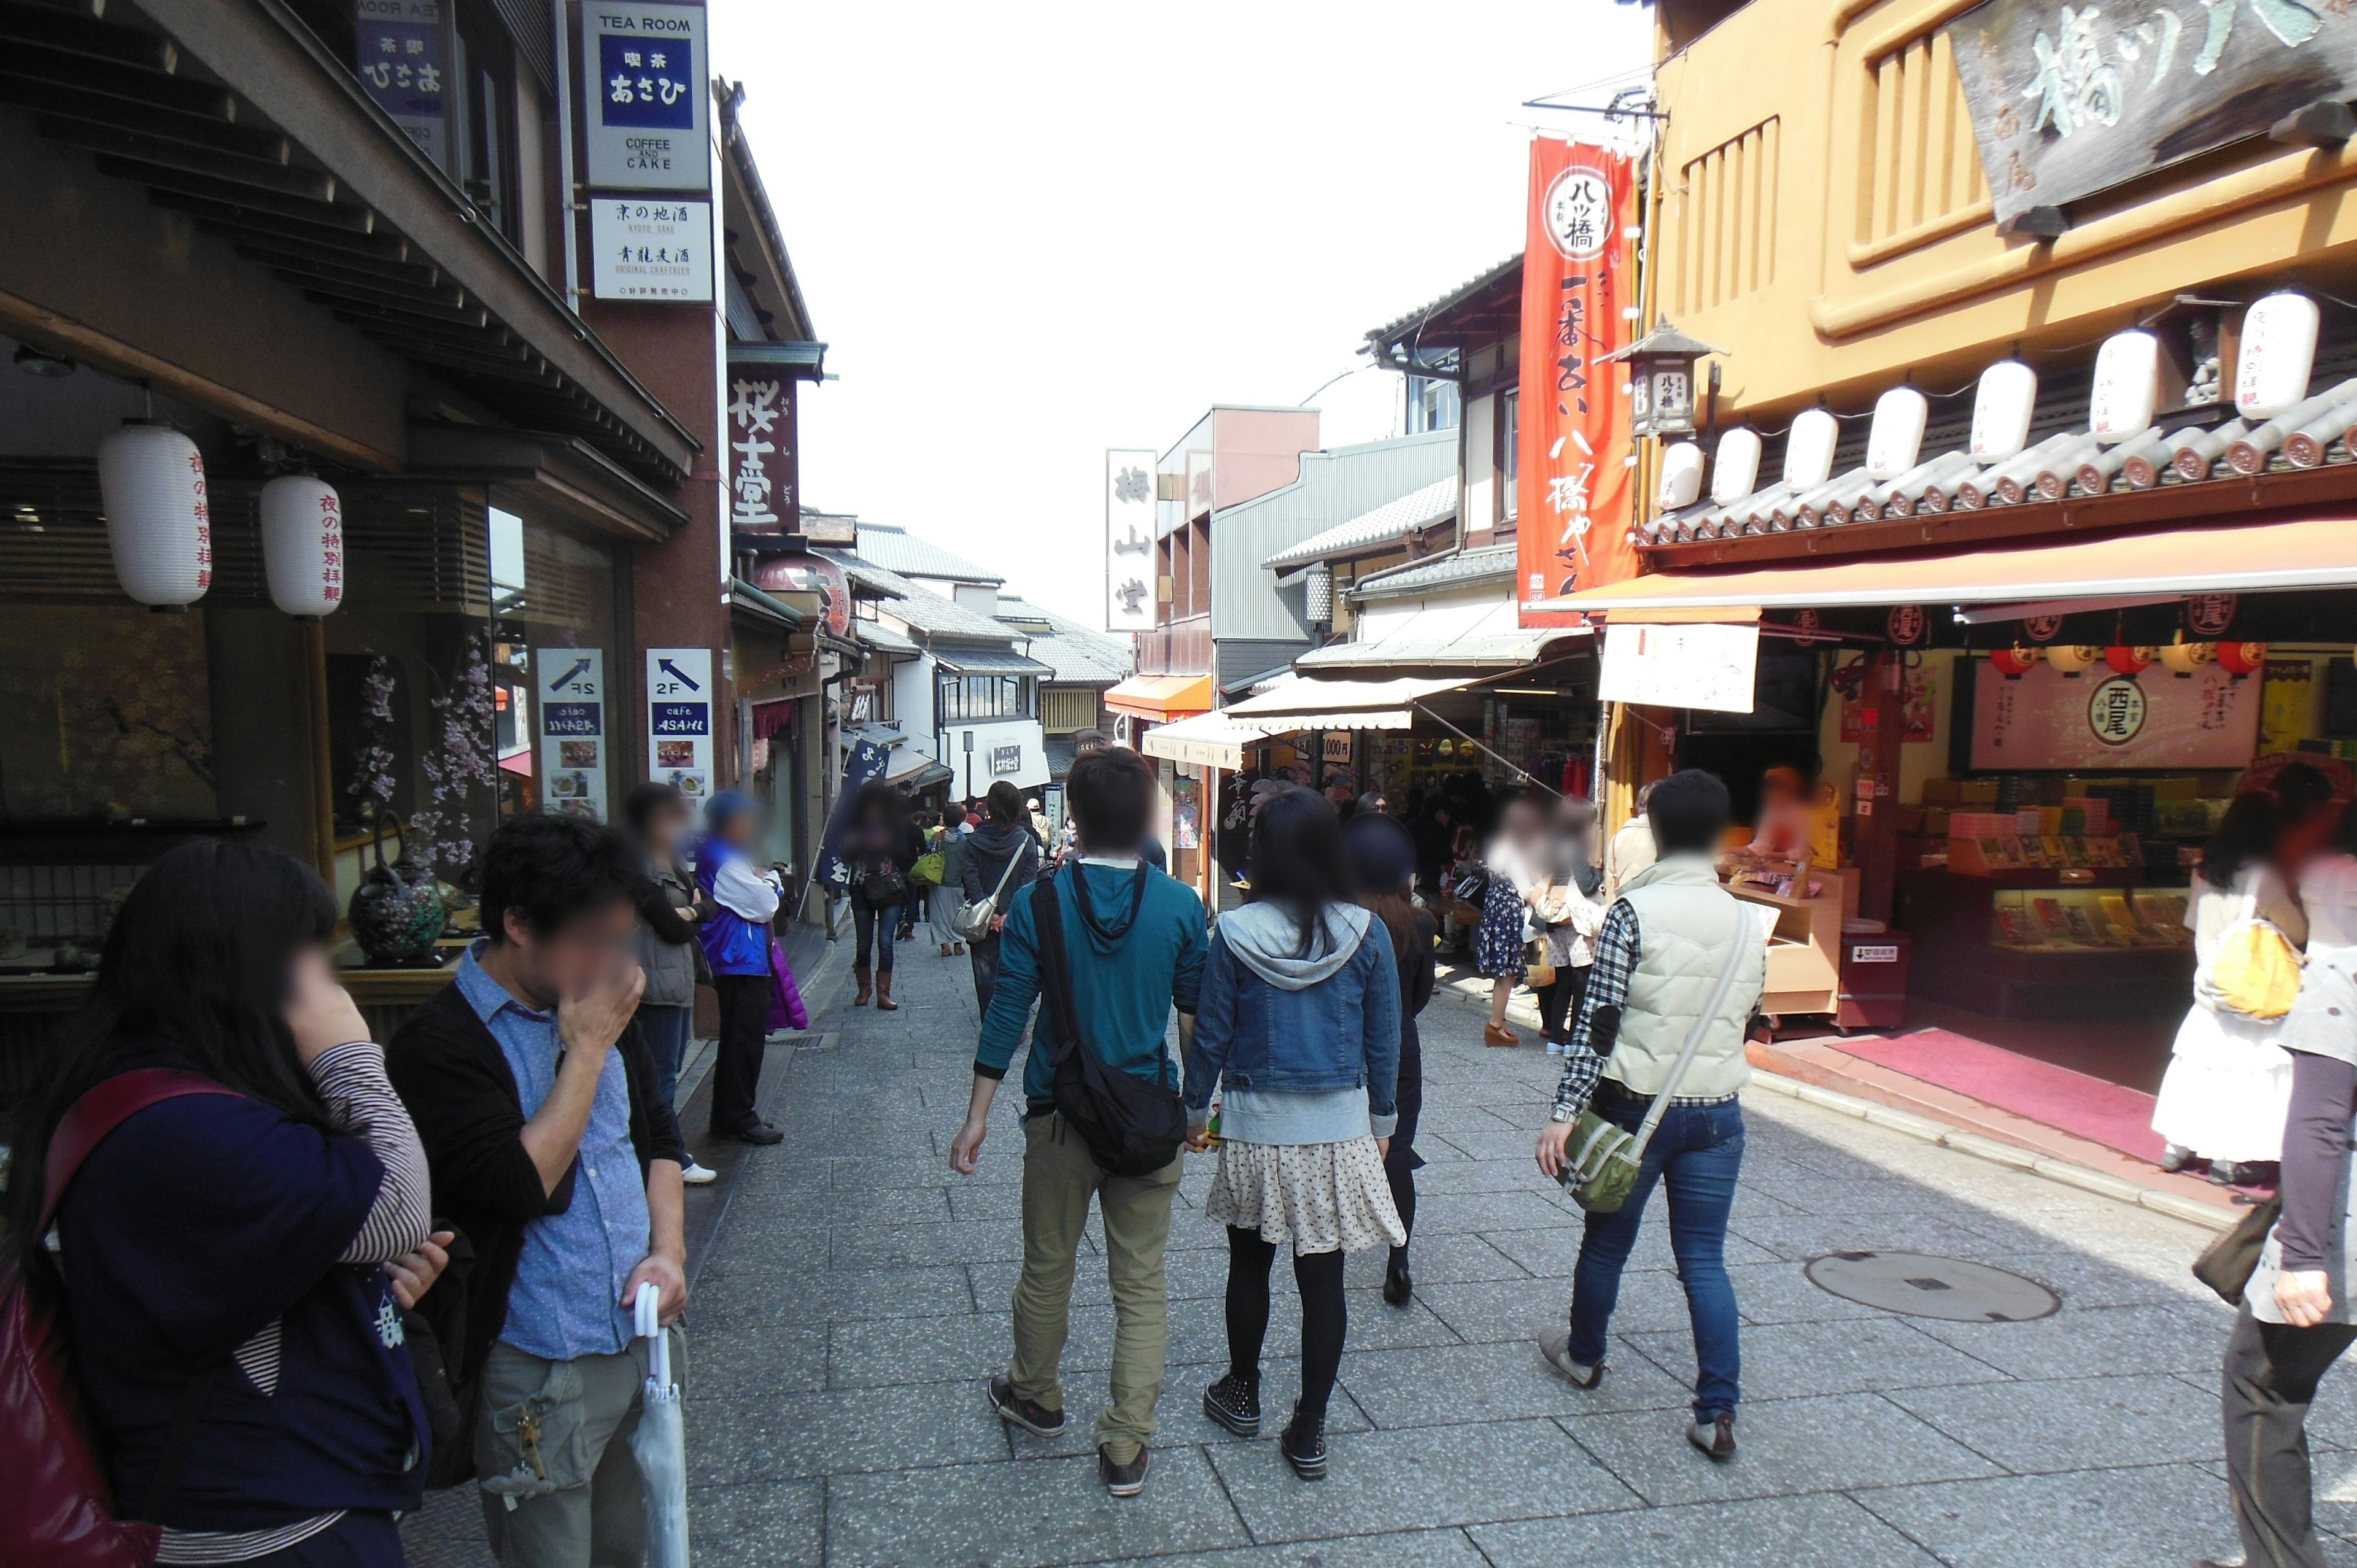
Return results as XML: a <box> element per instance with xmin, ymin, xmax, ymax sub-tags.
<box><xmin>1531</xmin><ymin>517</ymin><xmax>2357</xmax><ymax>615</ymax></box>
<box><xmin>1103</xmin><ymin>673</ymin><xmax>1213</xmax><ymax>722</ymax></box>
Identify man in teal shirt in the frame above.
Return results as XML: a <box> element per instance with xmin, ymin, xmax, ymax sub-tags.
<box><xmin>950</xmin><ymin>746</ymin><xmax>1207</xmax><ymax>1498</ymax></box>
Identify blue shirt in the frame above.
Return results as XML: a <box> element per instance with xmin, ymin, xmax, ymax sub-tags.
<box><xmin>456</xmin><ymin>945</ymin><xmax>650</xmax><ymax>1359</ymax></box>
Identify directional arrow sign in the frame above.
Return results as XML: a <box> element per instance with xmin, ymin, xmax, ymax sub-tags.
<box><xmin>656</xmin><ymin>657</ymin><xmax>702</xmax><ymax>692</ymax></box>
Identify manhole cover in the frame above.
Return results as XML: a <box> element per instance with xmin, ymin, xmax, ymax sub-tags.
<box><xmin>1803</xmin><ymin>1251</ymin><xmax>2059</xmax><ymax>1322</ymax></box>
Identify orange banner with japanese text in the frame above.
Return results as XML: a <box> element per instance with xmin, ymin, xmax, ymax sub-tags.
<box><xmin>1516</xmin><ymin>139</ymin><xmax>1637</xmax><ymax>627</ymax></box>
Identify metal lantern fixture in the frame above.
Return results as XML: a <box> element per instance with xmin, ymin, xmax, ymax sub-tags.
<box><xmin>1303</xmin><ymin>561</ymin><xmax>1334</xmax><ymax>628</ymax></box>
<box><xmin>261</xmin><ymin>474</ymin><xmax>346</xmax><ymax>619</ymax></box>
<box><xmin>1609</xmin><ymin>320</ymin><xmax>1725</xmax><ymax>438</ymax></box>
<box><xmin>98</xmin><ymin>420</ymin><xmax>211</xmax><ymax>609</ymax></box>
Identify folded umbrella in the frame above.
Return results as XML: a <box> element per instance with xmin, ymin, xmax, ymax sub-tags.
<box><xmin>630</xmin><ymin>1282</ymin><xmax>691</xmax><ymax>1568</ymax></box>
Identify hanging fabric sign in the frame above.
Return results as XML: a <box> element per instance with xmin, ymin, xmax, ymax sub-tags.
<box><xmin>1516</xmin><ymin>139</ymin><xmax>1637</xmax><ymax>627</ymax></box>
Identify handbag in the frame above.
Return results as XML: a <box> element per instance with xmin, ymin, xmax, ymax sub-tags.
<box><xmin>2193</xmin><ymin>1191</ymin><xmax>2283</xmax><ymax>1307</ymax></box>
<box><xmin>857</xmin><ymin>864</ymin><xmax>908</xmax><ymax>909</ymax></box>
<box><xmin>953</xmin><ymin>844</ymin><xmax>1025</xmax><ymax>941</ymax></box>
<box><xmin>2200</xmin><ymin>875</ymin><xmax>2305</xmax><ymax>1021</ymax></box>
<box><xmin>1525</xmin><ymin>941</ymin><xmax>1557</xmax><ymax>991</ymax></box>
<box><xmin>911</xmin><ymin>851</ymin><xmax>946</xmax><ymax>888</ymax></box>
<box><xmin>1557</xmin><ymin>911</ymin><xmax>1753</xmax><ymax>1214</ymax></box>
<box><xmin>1031</xmin><ymin>872</ymin><xmax>1188</xmax><ymax>1178</ymax></box>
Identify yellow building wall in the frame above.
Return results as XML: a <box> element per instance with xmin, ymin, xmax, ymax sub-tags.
<box><xmin>1654</xmin><ymin>0</ymin><xmax>2357</xmax><ymax>422</ymax></box>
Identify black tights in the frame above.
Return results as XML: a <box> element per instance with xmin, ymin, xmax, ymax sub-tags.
<box><xmin>1386</xmin><ymin>1165</ymin><xmax>1416</xmax><ymax>1262</ymax></box>
<box><xmin>1225</xmin><ymin>1226</ymin><xmax>1346</xmax><ymax>1423</ymax></box>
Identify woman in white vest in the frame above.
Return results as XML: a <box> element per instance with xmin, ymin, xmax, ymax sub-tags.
<box><xmin>2217</xmin><ymin>803</ymin><xmax>2357</xmax><ymax>1568</ymax></box>
<box><xmin>1533</xmin><ymin>770</ymin><xmax>1768</xmax><ymax>1462</ymax></box>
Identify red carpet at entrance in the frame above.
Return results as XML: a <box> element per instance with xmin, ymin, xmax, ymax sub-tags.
<box><xmin>1830</xmin><ymin>1028</ymin><xmax>2167</xmax><ymax>1164</ymax></box>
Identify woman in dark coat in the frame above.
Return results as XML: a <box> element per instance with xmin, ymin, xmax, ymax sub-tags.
<box><xmin>1345</xmin><ymin>810</ymin><xmax>1438</xmax><ymax>1307</ymax></box>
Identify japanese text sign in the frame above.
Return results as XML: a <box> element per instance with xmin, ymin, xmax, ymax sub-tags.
<box><xmin>1597</xmin><ymin>622</ymin><xmax>1761</xmax><ymax>714</ymax></box>
<box><xmin>354</xmin><ymin>0</ymin><xmax>447</xmax><ymax>164</ymax></box>
<box><xmin>726</xmin><ymin>366</ymin><xmax>799</xmax><ymax>538</ymax></box>
<box><xmin>580</xmin><ymin>2</ymin><xmax>710</xmax><ymax>192</ymax></box>
<box><xmin>589</xmin><ymin>198</ymin><xmax>713</xmax><ymax>302</ymax></box>
<box><xmin>1516</xmin><ymin>141</ymin><xmax>1636</xmax><ymax>627</ymax></box>
<box><xmin>1946</xmin><ymin>0</ymin><xmax>2357</xmax><ymax>229</ymax></box>
<box><xmin>1105</xmin><ymin>449</ymin><xmax>1157</xmax><ymax>635</ymax></box>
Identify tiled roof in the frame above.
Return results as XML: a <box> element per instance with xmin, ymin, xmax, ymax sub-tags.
<box><xmin>818</xmin><ymin>549</ymin><xmax>1018</xmax><ymax>643</ymax></box>
<box><xmin>1365</xmin><ymin>253</ymin><xmax>1522</xmax><ymax>353</ymax></box>
<box><xmin>1261</xmin><ymin>476</ymin><xmax>1456</xmax><ymax>569</ymax></box>
<box><xmin>933</xmin><ymin>645</ymin><xmax>1053</xmax><ymax>677</ymax></box>
<box><xmin>850</xmin><ymin>523</ymin><xmax>1003</xmax><ymax>585</ymax></box>
<box><xmin>1349</xmin><ymin>543</ymin><xmax>1518</xmax><ymax>601</ymax></box>
<box><xmin>851</xmin><ymin>619</ymin><xmax>919</xmax><ymax>656</ymax></box>
<box><xmin>996</xmin><ymin>597</ymin><xmax>1131</xmax><ymax>686</ymax></box>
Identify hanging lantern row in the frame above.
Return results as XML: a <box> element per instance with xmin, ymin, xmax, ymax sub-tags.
<box><xmin>1989</xmin><ymin>641</ymin><xmax>2267</xmax><ymax>680</ymax></box>
<box><xmin>95</xmin><ymin>419</ymin><xmax>343</xmax><ymax>617</ymax></box>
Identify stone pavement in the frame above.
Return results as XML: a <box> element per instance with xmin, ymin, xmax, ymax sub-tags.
<box><xmin>419</xmin><ymin>933</ymin><xmax>2357</xmax><ymax>1567</ymax></box>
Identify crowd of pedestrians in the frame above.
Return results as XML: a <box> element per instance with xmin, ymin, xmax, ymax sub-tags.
<box><xmin>18</xmin><ymin>741</ymin><xmax>2357</xmax><ymax>1563</ymax></box>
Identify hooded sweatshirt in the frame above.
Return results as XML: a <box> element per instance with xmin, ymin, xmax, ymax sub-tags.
<box><xmin>1196</xmin><ymin>901</ymin><xmax>1399</xmax><ymax>1145</ymax></box>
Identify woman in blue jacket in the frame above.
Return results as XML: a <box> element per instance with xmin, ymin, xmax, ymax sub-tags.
<box><xmin>1187</xmin><ymin>786</ymin><xmax>1401</xmax><ymax>1480</ymax></box>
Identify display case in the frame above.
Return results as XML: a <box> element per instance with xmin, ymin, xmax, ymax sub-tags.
<box><xmin>1895</xmin><ymin>867</ymin><xmax>2194</xmax><ymax>1022</ymax></box>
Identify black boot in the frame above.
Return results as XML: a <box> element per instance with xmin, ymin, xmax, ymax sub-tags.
<box><xmin>1382</xmin><ymin>1247</ymin><xmax>1413</xmax><ymax>1308</ymax></box>
<box><xmin>1279</xmin><ymin>1407</ymin><xmax>1328</xmax><ymax>1480</ymax></box>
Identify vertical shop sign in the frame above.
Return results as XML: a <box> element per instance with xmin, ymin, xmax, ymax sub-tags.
<box><xmin>589</xmin><ymin>198</ymin><xmax>713</xmax><ymax>302</ymax></box>
<box><xmin>1105</xmin><ymin>449</ymin><xmax>1156</xmax><ymax>633</ymax></box>
<box><xmin>646</xmin><ymin>647</ymin><xmax>714</xmax><ymax>801</ymax></box>
<box><xmin>354</xmin><ymin>0</ymin><xmax>447</xmax><ymax>165</ymax></box>
<box><xmin>538</xmin><ymin>649</ymin><xmax>610</xmax><ymax>822</ymax></box>
<box><xmin>1517</xmin><ymin>139</ymin><xmax>1637</xmax><ymax>627</ymax></box>
<box><xmin>726</xmin><ymin>366</ymin><xmax>797</xmax><ymax>538</ymax></box>
<box><xmin>579</xmin><ymin>2</ymin><xmax>710</xmax><ymax>191</ymax></box>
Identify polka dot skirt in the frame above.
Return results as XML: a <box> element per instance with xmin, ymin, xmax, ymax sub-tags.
<box><xmin>1204</xmin><ymin>1136</ymin><xmax>1407</xmax><ymax>1256</ymax></box>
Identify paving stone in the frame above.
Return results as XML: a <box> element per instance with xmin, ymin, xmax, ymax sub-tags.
<box><xmin>1723</xmin><ymin>1211</ymin><xmax>2033</xmax><ymax>1265</ymax></box>
<box><xmin>1341</xmin><ymin>1232</ymin><xmax>1530</xmax><ymax>1287</ymax></box>
<box><xmin>830</xmin><ymin>1217</ymin><xmax>1032</xmax><ymax>1269</ymax></box>
<box><xmin>1022</xmin><ymin>1356</ymin><xmax>1376</xmax><ymax>1459</ymax></box>
<box><xmin>696</xmin><ymin>1261</ymin><xmax>974</xmax><ymax>1324</ymax></box>
<box><xmin>727</xmin><ymin>1181</ymin><xmax>952</xmax><ymax>1230</ymax></box>
<box><xmin>1404</xmin><ymin>1189</ymin><xmax>1576</xmax><ymax>1235</ymax></box>
<box><xmin>1562</xmin><ymin>1391</ymin><xmax>2007</xmax><ymax>1507</ymax></box>
<box><xmin>1847</xmin><ymin>1463</ymin><xmax>2248</xmax><ymax>1567</ymax></box>
<box><xmin>1206</xmin><ymin>1418</ymin><xmax>1640</xmax><ymax>1542</ymax></box>
<box><xmin>1617</xmin><ymin>1316</ymin><xmax>2010</xmax><ymax>1402</ymax></box>
<box><xmin>1888</xmin><ymin>1370</ymin><xmax>2218</xmax><ymax>1473</ymax></box>
<box><xmin>1344</xmin><ymin>1336</ymin><xmax>1695</xmax><ymax>1424</ymax></box>
<box><xmin>1078</xmin><ymin>1527</ymin><xmax>1490</xmax><ymax>1567</ymax></box>
<box><xmin>838</xmin><ymin>1151</ymin><xmax>1023</xmax><ymax>1189</ymax></box>
<box><xmin>689</xmin><ymin>1379</ymin><xmax>1011</xmax><ymax>1482</ymax></box>
<box><xmin>822</xmin><ymin>1447</ymin><xmax>1252</xmax><ymax>1567</ymax></box>
<box><xmin>1484</xmin><ymin>1214</ymin><xmax>1779</xmax><ymax>1277</ymax></box>
<box><xmin>679</xmin><ymin>1318</ymin><xmax>827</xmax><ymax>1401</ymax></box>
<box><xmin>1473</xmin><ymin>1490</ymin><xmax>1941</xmax><ymax>1566</ymax></box>
<box><xmin>829</xmin><ymin>1312</ymin><xmax>1016</xmax><ymax>1388</ymax></box>
<box><xmin>679</xmin><ymin>1480</ymin><xmax>822</xmax><ymax>1564</ymax></box>
<box><xmin>1905</xmin><ymin>1302</ymin><xmax>2229</xmax><ymax>1380</ymax></box>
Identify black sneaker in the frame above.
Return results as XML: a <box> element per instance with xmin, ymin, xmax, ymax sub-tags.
<box><xmin>1279</xmin><ymin>1412</ymin><xmax>1328</xmax><ymax>1480</ymax></box>
<box><xmin>1202</xmin><ymin>1372</ymin><xmax>1260</xmax><ymax>1436</ymax></box>
<box><xmin>986</xmin><ymin>1374</ymin><xmax>1066</xmax><ymax>1438</ymax></box>
<box><xmin>1097</xmin><ymin>1443</ymin><xmax>1149</xmax><ymax>1497</ymax></box>
<box><xmin>1687</xmin><ymin>1410</ymin><xmax>1736</xmax><ymax>1462</ymax></box>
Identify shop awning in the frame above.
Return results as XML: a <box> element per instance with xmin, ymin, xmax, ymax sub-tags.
<box><xmin>1533</xmin><ymin>517</ymin><xmax>2357</xmax><ymax>616</ymax></box>
<box><xmin>1225</xmin><ymin>674</ymin><xmax>1474</xmax><ymax>731</ymax></box>
<box><xmin>883</xmin><ymin>749</ymin><xmax>954</xmax><ymax>790</ymax></box>
<box><xmin>1138</xmin><ymin>709</ymin><xmax>1285</xmax><ymax>770</ymax></box>
<box><xmin>1299</xmin><ymin>592</ymin><xmax>1582</xmax><ymax>670</ymax></box>
<box><xmin>1104</xmin><ymin>673</ymin><xmax>1213</xmax><ymax>721</ymax></box>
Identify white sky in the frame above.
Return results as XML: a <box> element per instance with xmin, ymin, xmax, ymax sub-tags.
<box><xmin>718</xmin><ymin>1</ymin><xmax>1656</xmax><ymax>628</ymax></box>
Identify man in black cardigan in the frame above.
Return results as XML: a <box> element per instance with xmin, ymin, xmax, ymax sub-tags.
<box><xmin>389</xmin><ymin>815</ymin><xmax>687</xmax><ymax>1565</ymax></box>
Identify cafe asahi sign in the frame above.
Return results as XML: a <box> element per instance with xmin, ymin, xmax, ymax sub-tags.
<box><xmin>1945</xmin><ymin>0</ymin><xmax>2357</xmax><ymax>231</ymax></box>
<box><xmin>580</xmin><ymin>3</ymin><xmax>710</xmax><ymax>192</ymax></box>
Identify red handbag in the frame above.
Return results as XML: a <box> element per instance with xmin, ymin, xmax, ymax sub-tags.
<box><xmin>0</xmin><ymin>1068</ymin><xmax>238</xmax><ymax>1568</ymax></box>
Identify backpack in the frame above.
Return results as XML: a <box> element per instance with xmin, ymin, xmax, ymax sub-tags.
<box><xmin>2199</xmin><ymin>872</ymin><xmax>2305</xmax><ymax>1021</ymax></box>
<box><xmin>1031</xmin><ymin>872</ymin><xmax>1188</xmax><ymax>1178</ymax></box>
<box><xmin>1</xmin><ymin>1068</ymin><xmax>238</xmax><ymax>1568</ymax></box>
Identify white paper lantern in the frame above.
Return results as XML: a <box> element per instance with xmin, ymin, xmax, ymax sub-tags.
<box><xmin>2047</xmin><ymin>644</ymin><xmax>2102</xmax><ymax>676</ymax></box>
<box><xmin>1865</xmin><ymin>387</ymin><xmax>1929</xmax><ymax>480</ymax></box>
<box><xmin>1709</xmin><ymin>427</ymin><xmax>1762</xmax><ymax>503</ymax></box>
<box><xmin>1655</xmin><ymin>441</ymin><xmax>1704</xmax><ymax>509</ymax></box>
<box><xmin>98</xmin><ymin>421</ymin><xmax>211</xmax><ymax>608</ymax></box>
<box><xmin>1970</xmin><ymin>360</ymin><xmax>2038</xmax><ymax>460</ymax></box>
<box><xmin>261</xmin><ymin>474</ymin><xmax>346</xmax><ymax>618</ymax></box>
<box><xmin>2088</xmin><ymin>330</ymin><xmax>2161</xmax><ymax>442</ymax></box>
<box><xmin>2237</xmin><ymin>292</ymin><xmax>2320</xmax><ymax>420</ymax></box>
<box><xmin>1783</xmin><ymin>407</ymin><xmax>1839</xmax><ymax>490</ymax></box>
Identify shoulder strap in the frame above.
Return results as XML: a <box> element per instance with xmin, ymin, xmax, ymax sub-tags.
<box><xmin>1624</xmin><ymin>906</ymin><xmax>1755</xmax><ymax>1164</ymax></box>
<box><xmin>41</xmin><ymin>1068</ymin><xmax>239</xmax><ymax>1235</ymax></box>
<box><xmin>988</xmin><ymin>843</ymin><xmax>1024</xmax><ymax>903</ymax></box>
<box><xmin>1031</xmin><ymin>876</ymin><xmax>1082</xmax><ymax>1064</ymax></box>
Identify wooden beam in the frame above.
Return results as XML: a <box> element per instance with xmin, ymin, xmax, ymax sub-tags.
<box><xmin>234</xmin><ymin>237</ymin><xmax>439</xmax><ymax>291</ymax></box>
<box><xmin>0</xmin><ymin>43</ymin><xmax>226</xmax><ymax>118</ymax></box>
<box><xmin>137</xmin><ymin>174</ymin><xmax>373</xmax><ymax>234</ymax></box>
<box><xmin>0</xmin><ymin>0</ymin><xmax>177</xmax><ymax>72</ymax></box>
<box><xmin>189</xmin><ymin>205</ymin><xmax>411</xmax><ymax>265</ymax></box>
<box><xmin>94</xmin><ymin>146</ymin><xmax>336</xmax><ymax>205</ymax></box>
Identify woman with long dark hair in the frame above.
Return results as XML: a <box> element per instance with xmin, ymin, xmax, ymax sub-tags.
<box><xmin>958</xmin><ymin>779</ymin><xmax>1040</xmax><ymax>1019</ymax></box>
<box><xmin>844</xmin><ymin>781</ymin><xmax>913</xmax><ymax>1010</ymax></box>
<box><xmin>2153</xmin><ymin>792</ymin><xmax>2312</xmax><ymax>1183</ymax></box>
<box><xmin>1344</xmin><ymin>809</ymin><xmax>1436</xmax><ymax>1308</ymax></box>
<box><xmin>622</xmin><ymin>781</ymin><xmax>714</xmax><ymax>1184</ymax></box>
<box><xmin>5</xmin><ymin>840</ymin><xmax>447</xmax><ymax>1565</ymax></box>
<box><xmin>1188</xmin><ymin>786</ymin><xmax>1401</xmax><ymax>1479</ymax></box>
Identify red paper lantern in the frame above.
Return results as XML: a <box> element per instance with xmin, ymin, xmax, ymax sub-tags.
<box><xmin>2103</xmin><ymin>644</ymin><xmax>2154</xmax><ymax>676</ymax></box>
<box><xmin>1989</xmin><ymin>646</ymin><xmax>2041</xmax><ymax>678</ymax></box>
<box><xmin>2216</xmin><ymin>641</ymin><xmax>2269</xmax><ymax>677</ymax></box>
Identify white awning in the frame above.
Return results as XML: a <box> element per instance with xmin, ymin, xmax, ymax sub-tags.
<box><xmin>1137</xmin><ymin>709</ymin><xmax>1283</xmax><ymax>770</ymax></box>
<box><xmin>1296</xmin><ymin>591</ymin><xmax>1584</xmax><ymax>670</ymax></box>
<box><xmin>1223</xmin><ymin>674</ymin><xmax>1474</xmax><ymax>732</ymax></box>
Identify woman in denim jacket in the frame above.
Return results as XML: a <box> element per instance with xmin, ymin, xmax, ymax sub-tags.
<box><xmin>1187</xmin><ymin>786</ymin><xmax>1401</xmax><ymax>1480</ymax></box>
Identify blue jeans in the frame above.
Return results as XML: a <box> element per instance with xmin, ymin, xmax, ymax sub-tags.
<box><xmin>969</xmin><ymin>932</ymin><xmax>1002</xmax><ymax>1018</ymax></box>
<box><xmin>637</xmin><ymin>1003</ymin><xmax>692</xmax><ymax>1111</ymax></box>
<box><xmin>1567</xmin><ymin>1093</ymin><xmax>1745</xmax><ymax>1418</ymax></box>
<box><xmin>854</xmin><ymin>902</ymin><xmax>896</xmax><ymax>973</ymax></box>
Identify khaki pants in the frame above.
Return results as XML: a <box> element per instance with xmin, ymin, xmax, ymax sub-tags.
<box><xmin>474</xmin><ymin>1330</ymin><xmax>686</xmax><ymax>1568</ymax></box>
<box><xmin>1007</xmin><ymin>1112</ymin><xmax>1182</xmax><ymax>1459</ymax></box>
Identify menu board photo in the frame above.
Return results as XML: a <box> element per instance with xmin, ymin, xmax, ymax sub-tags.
<box><xmin>1969</xmin><ymin>658</ymin><xmax>2260</xmax><ymax>770</ymax></box>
